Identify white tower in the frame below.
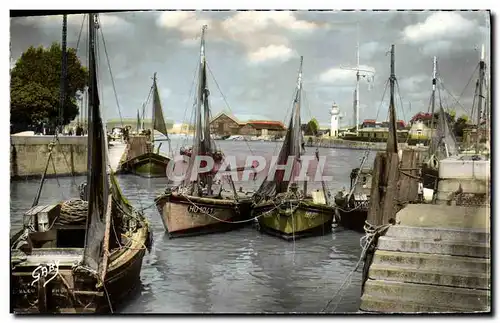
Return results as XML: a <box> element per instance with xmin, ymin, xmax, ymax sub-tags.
<box><xmin>330</xmin><ymin>102</ymin><xmax>340</xmax><ymax>137</ymax></box>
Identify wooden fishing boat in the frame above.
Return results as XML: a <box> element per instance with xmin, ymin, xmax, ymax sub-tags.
<box><xmin>120</xmin><ymin>73</ymin><xmax>172</xmax><ymax>178</ymax></box>
<box><xmin>10</xmin><ymin>14</ymin><xmax>151</xmax><ymax>314</ymax></box>
<box><xmin>155</xmin><ymin>25</ymin><xmax>253</xmax><ymax>238</ymax></box>
<box><xmin>333</xmin><ymin>165</ymin><xmax>371</xmax><ymax>232</ymax></box>
<box><xmin>252</xmin><ymin>57</ymin><xmax>334</xmax><ymax>241</ymax></box>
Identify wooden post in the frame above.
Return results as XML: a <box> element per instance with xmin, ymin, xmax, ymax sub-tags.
<box><xmin>367</xmin><ymin>152</ymin><xmax>385</xmax><ymax>225</ymax></box>
<box><xmin>381</xmin><ymin>152</ymin><xmax>400</xmax><ymax>224</ymax></box>
<box><xmin>398</xmin><ymin>149</ymin><xmax>420</xmax><ymax>203</ymax></box>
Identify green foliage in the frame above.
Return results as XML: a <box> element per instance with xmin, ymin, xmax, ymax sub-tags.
<box><xmin>10</xmin><ymin>42</ymin><xmax>87</xmax><ymax>133</ymax></box>
<box><xmin>453</xmin><ymin>115</ymin><xmax>469</xmax><ymax>138</ymax></box>
<box><xmin>304</xmin><ymin>118</ymin><xmax>319</xmax><ymax>136</ymax></box>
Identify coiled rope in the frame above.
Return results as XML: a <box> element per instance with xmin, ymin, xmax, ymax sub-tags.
<box><xmin>58</xmin><ymin>199</ymin><xmax>88</xmax><ymax>225</ymax></box>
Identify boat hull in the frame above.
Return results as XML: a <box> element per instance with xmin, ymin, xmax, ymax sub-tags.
<box><xmin>334</xmin><ymin>195</ymin><xmax>369</xmax><ymax>233</ymax></box>
<box><xmin>155</xmin><ymin>192</ymin><xmax>252</xmax><ymax>238</ymax></box>
<box><xmin>336</xmin><ymin>208</ymin><xmax>368</xmax><ymax>233</ymax></box>
<box><xmin>10</xmin><ymin>226</ymin><xmax>150</xmax><ymax>314</ymax></box>
<box><xmin>421</xmin><ymin>163</ymin><xmax>439</xmax><ymax>191</ymax></box>
<box><xmin>253</xmin><ymin>201</ymin><xmax>334</xmax><ymax>241</ymax></box>
<box><xmin>120</xmin><ymin>152</ymin><xmax>171</xmax><ymax>178</ymax></box>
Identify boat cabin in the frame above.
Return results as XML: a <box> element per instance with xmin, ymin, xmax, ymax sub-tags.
<box><xmin>14</xmin><ymin>204</ymin><xmax>87</xmax><ymax>253</ymax></box>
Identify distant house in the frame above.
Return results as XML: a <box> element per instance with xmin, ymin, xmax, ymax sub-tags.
<box><xmin>361</xmin><ymin>119</ymin><xmax>406</xmax><ymax>130</ymax></box>
<box><xmin>239</xmin><ymin>120</ymin><xmax>286</xmax><ymax>137</ymax></box>
<box><xmin>209</xmin><ymin>112</ymin><xmax>287</xmax><ymax>137</ymax></box>
<box><xmin>210</xmin><ymin>112</ymin><xmax>244</xmax><ymax>136</ymax></box>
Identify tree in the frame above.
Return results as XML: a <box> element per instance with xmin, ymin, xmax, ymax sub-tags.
<box><xmin>304</xmin><ymin>118</ymin><xmax>319</xmax><ymax>136</ymax></box>
<box><xmin>10</xmin><ymin>42</ymin><xmax>87</xmax><ymax>133</ymax></box>
<box><xmin>453</xmin><ymin>115</ymin><xmax>469</xmax><ymax>138</ymax></box>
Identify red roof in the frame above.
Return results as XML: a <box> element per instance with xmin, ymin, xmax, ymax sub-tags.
<box><xmin>246</xmin><ymin>120</ymin><xmax>286</xmax><ymax>130</ymax></box>
<box><xmin>411</xmin><ymin>112</ymin><xmax>433</xmax><ymax>122</ymax></box>
<box><xmin>363</xmin><ymin>119</ymin><xmax>377</xmax><ymax>123</ymax></box>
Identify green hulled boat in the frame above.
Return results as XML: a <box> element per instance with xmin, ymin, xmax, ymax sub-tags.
<box><xmin>252</xmin><ymin>56</ymin><xmax>334</xmax><ymax>241</ymax></box>
<box><xmin>120</xmin><ymin>73</ymin><xmax>171</xmax><ymax>178</ymax></box>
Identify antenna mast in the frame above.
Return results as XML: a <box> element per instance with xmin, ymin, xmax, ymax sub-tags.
<box><xmin>340</xmin><ymin>23</ymin><xmax>375</xmax><ymax>134</ymax></box>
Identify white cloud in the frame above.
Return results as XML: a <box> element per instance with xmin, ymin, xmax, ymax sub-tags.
<box><xmin>221</xmin><ymin>11</ymin><xmax>320</xmax><ymax>35</ymax></box>
<box><xmin>247</xmin><ymin>45</ymin><xmax>296</xmax><ymax>64</ymax></box>
<box><xmin>421</xmin><ymin>40</ymin><xmax>454</xmax><ymax>56</ymax></box>
<box><xmin>156</xmin><ymin>11</ymin><xmax>325</xmax><ymax>64</ymax></box>
<box><xmin>360</xmin><ymin>41</ymin><xmax>384</xmax><ymax>60</ymax></box>
<box><xmin>319</xmin><ymin>65</ymin><xmax>376</xmax><ymax>85</ymax></box>
<box><xmin>156</xmin><ymin>11</ymin><xmax>211</xmax><ymax>39</ymax></box>
<box><xmin>402</xmin><ymin>12</ymin><xmax>477</xmax><ymax>44</ymax></box>
<box><xmin>399</xmin><ymin>75</ymin><xmax>428</xmax><ymax>93</ymax></box>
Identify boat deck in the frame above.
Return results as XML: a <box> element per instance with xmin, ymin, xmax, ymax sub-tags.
<box><xmin>108</xmin><ymin>141</ymin><xmax>128</xmax><ymax>173</ymax></box>
<box><xmin>12</xmin><ymin>248</ymin><xmax>84</xmax><ymax>267</ymax></box>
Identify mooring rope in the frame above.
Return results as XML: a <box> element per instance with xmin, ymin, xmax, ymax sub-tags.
<box><xmin>178</xmin><ymin>192</ymin><xmax>304</xmax><ymax>224</ymax></box>
<box><xmin>321</xmin><ymin>220</ymin><xmax>393</xmax><ymax>313</ymax></box>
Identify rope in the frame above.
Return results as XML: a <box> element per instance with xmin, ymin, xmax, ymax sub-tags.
<box><xmin>178</xmin><ymin>192</ymin><xmax>302</xmax><ymax>224</ymax></box>
<box><xmin>58</xmin><ymin>199</ymin><xmax>88</xmax><ymax>225</ymax></box>
<box><xmin>72</xmin><ymin>264</ymin><xmax>113</xmax><ymax>313</ymax></box>
<box><xmin>321</xmin><ymin>220</ymin><xmax>393</xmax><ymax>313</ymax></box>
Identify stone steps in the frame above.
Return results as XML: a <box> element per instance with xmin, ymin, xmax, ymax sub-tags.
<box><xmin>395</xmin><ymin>204</ymin><xmax>490</xmax><ymax>230</ymax></box>
<box><xmin>360</xmin><ymin>293</ymin><xmax>488</xmax><ymax>313</ymax></box>
<box><xmin>372</xmin><ymin>250</ymin><xmax>490</xmax><ymax>273</ymax></box>
<box><xmin>377</xmin><ymin>236</ymin><xmax>490</xmax><ymax>258</ymax></box>
<box><xmin>362</xmin><ymin>279</ymin><xmax>490</xmax><ymax>312</ymax></box>
<box><xmin>385</xmin><ymin>225</ymin><xmax>490</xmax><ymax>243</ymax></box>
<box><xmin>368</xmin><ymin>263</ymin><xmax>490</xmax><ymax>290</ymax></box>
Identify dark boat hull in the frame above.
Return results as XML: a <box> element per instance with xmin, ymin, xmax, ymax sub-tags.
<box><xmin>334</xmin><ymin>195</ymin><xmax>369</xmax><ymax>233</ymax></box>
<box><xmin>155</xmin><ymin>192</ymin><xmax>252</xmax><ymax>238</ymax></box>
<box><xmin>421</xmin><ymin>163</ymin><xmax>439</xmax><ymax>191</ymax></box>
<box><xmin>253</xmin><ymin>201</ymin><xmax>334</xmax><ymax>241</ymax></box>
<box><xmin>336</xmin><ymin>208</ymin><xmax>368</xmax><ymax>233</ymax></box>
<box><xmin>120</xmin><ymin>152</ymin><xmax>171</xmax><ymax>178</ymax></box>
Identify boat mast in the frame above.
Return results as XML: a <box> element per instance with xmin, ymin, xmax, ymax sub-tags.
<box><xmin>31</xmin><ymin>14</ymin><xmax>68</xmax><ymax>207</ymax></box>
<box><xmin>355</xmin><ymin>26</ymin><xmax>360</xmax><ymax>134</ymax></box>
<box><xmin>58</xmin><ymin>14</ymin><xmax>68</xmax><ymax>134</ymax></box>
<box><xmin>429</xmin><ymin>56</ymin><xmax>437</xmax><ymax>153</ymax></box>
<box><xmin>475</xmin><ymin>45</ymin><xmax>486</xmax><ymax>154</ymax></box>
<box><xmin>386</xmin><ymin>44</ymin><xmax>398</xmax><ymax>154</ymax></box>
<box><xmin>151</xmin><ymin>72</ymin><xmax>157</xmax><ymax>146</ymax></box>
<box><xmin>189</xmin><ymin>25</ymin><xmax>207</xmax><ymax>195</ymax></box>
<box><xmin>294</xmin><ymin>56</ymin><xmax>303</xmax><ymax>157</ymax></box>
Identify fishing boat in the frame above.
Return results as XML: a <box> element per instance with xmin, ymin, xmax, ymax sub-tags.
<box><xmin>10</xmin><ymin>14</ymin><xmax>151</xmax><ymax>313</ymax></box>
<box><xmin>120</xmin><ymin>73</ymin><xmax>172</xmax><ymax>178</ymax></box>
<box><xmin>155</xmin><ymin>25</ymin><xmax>253</xmax><ymax>238</ymax></box>
<box><xmin>333</xmin><ymin>156</ymin><xmax>372</xmax><ymax>232</ymax></box>
<box><xmin>251</xmin><ymin>57</ymin><xmax>334</xmax><ymax>241</ymax></box>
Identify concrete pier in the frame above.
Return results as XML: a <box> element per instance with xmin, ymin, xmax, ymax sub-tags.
<box><xmin>359</xmin><ymin>204</ymin><xmax>491</xmax><ymax>313</ymax></box>
<box><xmin>10</xmin><ymin>135</ymin><xmax>87</xmax><ymax>179</ymax></box>
<box><xmin>304</xmin><ymin>136</ymin><xmax>428</xmax><ymax>152</ymax></box>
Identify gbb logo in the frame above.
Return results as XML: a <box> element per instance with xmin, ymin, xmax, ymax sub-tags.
<box><xmin>187</xmin><ymin>205</ymin><xmax>215</xmax><ymax>215</ymax></box>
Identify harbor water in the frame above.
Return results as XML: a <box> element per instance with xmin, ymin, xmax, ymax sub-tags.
<box><xmin>10</xmin><ymin>139</ymin><xmax>374</xmax><ymax>313</ymax></box>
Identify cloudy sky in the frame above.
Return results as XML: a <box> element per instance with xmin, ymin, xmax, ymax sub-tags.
<box><xmin>10</xmin><ymin>10</ymin><xmax>490</xmax><ymax>127</ymax></box>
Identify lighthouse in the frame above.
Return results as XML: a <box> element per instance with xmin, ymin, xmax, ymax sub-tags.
<box><xmin>330</xmin><ymin>102</ymin><xmax>340</xmax><ymax>138</ymax></box>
